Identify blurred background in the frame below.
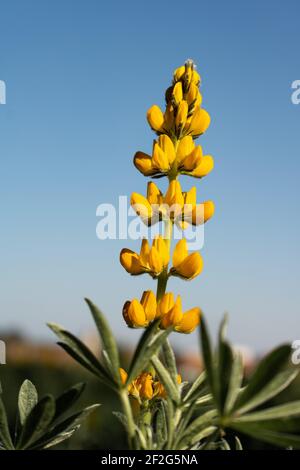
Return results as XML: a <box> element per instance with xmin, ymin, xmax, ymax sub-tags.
<box><xmin>0</xmin><ymin>0</ymin><xmax>300</xmax><ymax>449</ymax></box>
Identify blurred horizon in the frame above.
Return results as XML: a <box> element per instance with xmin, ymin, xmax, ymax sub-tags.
<box><xmin>1</xmin><ymin>0</ymin><xmax>300</xmax><ymax>352</ymax></box>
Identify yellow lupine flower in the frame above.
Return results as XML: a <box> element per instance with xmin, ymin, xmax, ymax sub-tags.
<box><xmin>176</xmin><ymin>135</ymin><xmax>195</xmax><ymax>163</ymax></box>
<box><xmin>122</xmin><ymin>298</ymin><xmax>148</xmax><ymax>328</ymax></box>
<box><xmin>134</xmin><ymin>134</ymin><xmax>176</xmax><ymax>177</ymax></box>
<box><xmin>173</xmin><ymin>61</ymin><xmax>201</xmax><ymax>87</ymax></box>
<box><xmin>159</xmin><ymin>293</ymin><xmax>200</xmax><ymax>333</ymax></box>
<box><xmin>190</xmin><ymin>155</ymin><xmax>214</xmax><ymax>178</ymax></box>
<box><xmin>147</xmin><ymin>105</ymin><xmax>164</xmax><ymax>132</ymax></box>
<box><xmin>164</xmin><ymin>180</ymin><xmax>183</xmax><ymax>206</ymax></box>
<box><xmin>175</xmin><ymin>100</ymin><xmax>188</xmax><ymax>129</ymax></box>
<box><xmin>131</xmin><ymin>182</ymin><xmax>162</xmax><ymax>225</ymax></box>
<box><xmin>122</xmin><ymin>290</ymin><xmax>157</xmax><ymax>328</ymax></box>
<box><xmin>147</xmin><ymin>181</ymin><xmax>163</xmax><ymax>205</ymax></box>
<box><xmin>137</xmin><ymin>372</ymin><xmax>154</xmax><ymax>400</ymax></box>
<box><xmin>140</xmin><ymin>290</ymin><xmax>157</xmax><ymax>322</ymax></box>
<box><xmin>172</xmin><ymin>81</ymin><xmax>183</xmax><ymax>106</ymax></box>
<box><xmin>133</xmin><ymin>151</ymin><xmax>156</xmax><ymax>177</ymax></box>
<box><xmin>186</xmin><ymin>107</ymin><xmax>210</xmax><ymax>137</ymax></box>
<box><xmin>191</xmin><ymin>200</ymin><xmax>215</xmax><ymax>225</ymax></box>
<box><xmin>171</xmin><ymin>238</ymin><xmax>203</xmax><ymax>280</ymax></box>
<box><xmin>121</xmin><ymin>369</ymin><xmax>182</xmax><ymax>401</ymax></box>
<box><xmin>175</xmin><ymin>307</ymin><xmax>201</xmax><ymax>334</ymax></box>
<box><xmin>120</xmin><ymin>236</ymin><xmax>169</xmax><ymax>277</ymax></box>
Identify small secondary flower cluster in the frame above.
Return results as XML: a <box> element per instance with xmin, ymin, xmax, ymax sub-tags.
<box><xmin>120</xmin><ymin>60</ymin><xmax>214</xmax><ymax>336</ymax></box>
<box><xmin>120</xmin><ymin>368</ymin><xmax>181</xmax><ymax>402</ymax></box>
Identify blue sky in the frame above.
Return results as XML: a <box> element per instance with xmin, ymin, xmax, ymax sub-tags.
<box><xmin>0</xmin><ymin>0</ymin><xmax>299</xmax><ymax>352</ymax></box>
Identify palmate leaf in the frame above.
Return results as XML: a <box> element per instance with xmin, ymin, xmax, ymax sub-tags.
<box><xmin>30</xmin><ymin>404</ymin><xmax>100</xmax><ymax>450</ymax></box>
<box><xmin>151</xmin><ymin>356</ymin><xmax>180</xmax><ymax>404</ymax></box>
<box><xmin>53</xmin><ymin>383</ymin><xmax>86</xmax><ymax>421</ymax></box>
<box><xmin>0</xmin><ymin>396</ymin><xmax>14</xmax><ymax>449</ymax></box>
<box><xmin>18</xmin><ymin>380</ymin><xmax>38</xmax><ymax>426</ymax></box>
<box><xmin>85</xmin><ymin>298</ymin><xmax>121</xmax><ymax>386</ymax></box>
<box><xmin>17</xmin><ymin>395</ymin><xmax>56</xmax><ymax>449</ymax></box>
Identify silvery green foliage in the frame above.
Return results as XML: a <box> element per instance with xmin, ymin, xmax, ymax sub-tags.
<box><xmin>49</xmin><ymin>299</ymin><xmax>300</xmax><ymax>450</ymax></box>
<box><xmin>0</xmin><ymin>380</ymin><xmax>100</xmax><ymax>450</ymax></box>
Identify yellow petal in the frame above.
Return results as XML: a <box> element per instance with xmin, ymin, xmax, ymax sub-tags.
<box><xmin>148</xmin><ymin>246</ymin><xmax>163</xmax><ymax>275</ymax></box>
<box><xmin>139</xmin><ymin>239</ymin><xmax>150</xmax><ymax>267</ymax></box>
<box><xmin>147</xmin><ymin>105</ymin><xmax>164</xmax><ymax>132</ymax></box>
<box><xmin>147</xmin><ymin>182</ymin><xmax>162</xmax><ymax>205</ymax></box>
<box><xmin>134</xmin><ymin>151</ymin><xmax>154</xmax><ymax>176</ymax></box>
<box><xmin>173</xmin><ymin>65</ymin><xmax>185</xmax><ymax>82</ymax></box>
<box><xmin>138</xmin><ymin>373</ymin><xmax>154</xmax><ymax>400</ymax></box>
<box><xmin>158</xmin><ymin>134</ymin><xmax>176</xmax><ymax>164</ymax></box>
<box><xmin>125</xmin><ymin>299</ymin><xmax>148</xmax><ymax>328</ymax></box>
<box><xmin>152</xmin><ymin>142</ymin><xmax>169</xmax><ymax>171</ymax></box>
<box><xmin>164</xmin><ymin>180</ymin><xmax>184</xmax><ymax>208</ymax></box>
<box><xmin>160</xmin><ymin>303</ymin><xmax>183</xmax><ymax>329</ymax></box>
<box><xmin>181</xmin><ymin>146</ymin><xmax>203</xmax><ymax>171</ymax></box>
<box><xmin>188</xmin><ymin>108</ymin><xmax>210</xmax><ymax>136</ymax></box>
<box><xmin>192</xmin><ymin>201</ymin><xmax>215</xmax><ymax>225</ymax></box>
<box><xmin>172</xmin><ymin>81</ymin><xmax>183</xmax><ymax>105</ymax></box>
<box><xmin>153</xmin><ymin>236</ymin><xmax>169</xmax><ymax>266</ymax></box>
<box><xmin>175</xmin><ymin>307</ymin><xmax>201</xmax><ymax>333</ymax></box>
<box><xmin>174</xmin><ymin>252</ymin><xmax>203</xmax><ymax>279</ymax></box>
<box><xmin>176</xmin><ymin>135</ymin><xmax>195</xmax><ymax>163</ymax></box>
<box><xmin>131</xmin><ymin>193</ymin><xmax>153</xmax><ymax>220</ymax></box>
<box><xmin>184</xmin><ymin>186</ymin><xmax>197</xmax><ymax>206</ymax></box>
<box><xmin>119</xmin><ymin>368</ymin><xmax>128</xmax><ymax>385</ymax></box>
<box><xmin>186</xmin><ymin>83</ymin><xmax>202</xmax><ymax>108</ymax></box>
<box><xmin>157</xmin><ymin>292</ymin><xmax>175</xmax><ymax>317</ymax></box>
<box><xmin>140</xmin><ymin>290</ymin><xmax>157</xmax><ymax>322</ymax></box>
<box><xmin>120</xmin><ymin>249</ymin><xmax>144</xmax><ymax>275</ymax></box>
<box><xmin>172</xmin><ymin>239</ymin><xmax>188</xmax><ymax>268</ymax></box>
<box><xmin>175</xmin><ymin>100</ymin><xmax>188</xmax><ymax>128</ymax></box>
<box><xmin>191</xmin><ymin>155</ymin><xmax>214</xmax><ymax>178</ymax></box>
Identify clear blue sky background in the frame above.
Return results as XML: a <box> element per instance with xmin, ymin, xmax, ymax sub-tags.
<box><xmin>0</xmin><ymin>0</ymin><xmax>299</xmax><ymax>352</ymax></box>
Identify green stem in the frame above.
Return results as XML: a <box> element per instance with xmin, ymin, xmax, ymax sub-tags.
<box><xmin>119</xmin><ymin>389</ymin><xmax>136</xmax><ymax>449</ymax></box>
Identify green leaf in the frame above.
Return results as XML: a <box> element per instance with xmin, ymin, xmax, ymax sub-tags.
<box><xmin>233</xmin><ymin>400</ymin><xmax>300</xmax><ymax>423</ymax></box>
<box><xmin>151</xmin><ymin>356</ymin><xmax>180</xmax><ymax>404</ymax></box>
<box><xmin>85</xmin><ymin>298</ymin><xmax>121</xmax><ymax>385</ymax></box>
<box><xmin>217</xmin><ymin>340</ymin><xmax>233</xmax><ymax>413</ymax></box>
<box><xmin>31</xmin><ymin>404</ymin><xmax>100</xmax><ymax>450</ymax></box>
<box><xmin>200</xmin><ymin>317</ymin><xmax>217</xmax><ymax>405</ymax></box>
<box><xmin>224</xmin><ymin>353</ymin><xmax>243</xmax><ymax>414</ymax></box>
<box><xmin>18</xmin><ymin>380</ymin><xmax>38</xmax><ymax>426</ymax></box>
<box><xmin>233</xmin><ymin>344</ymin><xmax>291</xmax><ymax>411</ymax></box>
<box><xmin>161</xmin><ymin>339</ymin><xmax>178</xmax><ymax>384</ymax></box>
<box><xmin>236</xmin><ymin>369</ymin><xmax>298</xmax><ymax>415</ymax></box>
<box><xmin>231</xmin><ymin>422</ymin><xmax>300</xmax><ymax>449</ymax></box>
<box><xmin>17</xmin><ymin>395</ymin><xmax>56</xmax><ymax>449</ymax></box>
<box><xmin>235</xmin><ymin>435</ymin><xmax>243</xmax><ymax>450</ymax></box>
<box><xmin>48</xmin><ymin>322</ymin><xmax>113</xmax><ymax>386</ymax></box>
<box><xmin>154</xmin><ymin>402</ymin><xmax>167</xmax><ymax>448</ymax></box>
<box><xmin>183</xmin><ymin>371</ymin><xmax>206</xmax><ymax>403</ymax></box>
<box><xmin>126</xmin><ymin>322</ymin><xmax>171</xmax><ymax>385</ymax></box>
<box><xmin>0</xmin><ymin>396</ymin><xmax>14</xmax><ymax>449</ymax></box>
<box><xmin>54</xmin><ymin>383</ymin><xmax>85</xmax><ymax>421</ymax></box>
<box><xmin>178</xmin><ymin>409</ymin><xmax>218</xmax><ymax>449</ymax></box>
